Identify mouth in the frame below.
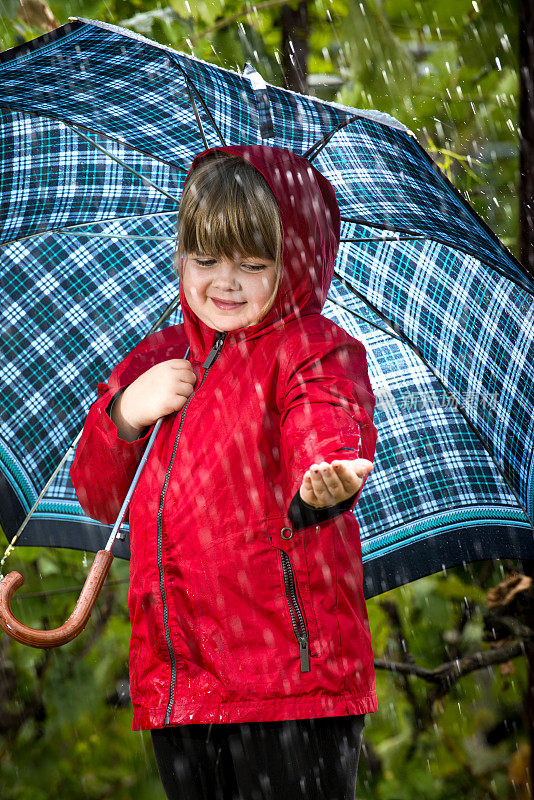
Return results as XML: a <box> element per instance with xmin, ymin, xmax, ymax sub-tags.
<box><xmin>211</xmin><ymin>297</ymin><xmax>246</xmax><ymax>310</ymax></box>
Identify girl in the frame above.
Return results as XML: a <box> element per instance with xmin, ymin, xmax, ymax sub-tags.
<box><xmin>71</xmin><ymin>144</ymin><xmax>378</xmax><ymax>799</ymax></box>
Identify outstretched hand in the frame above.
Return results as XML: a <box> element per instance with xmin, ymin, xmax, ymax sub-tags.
<box><xmin>298</xmin><ymin>459</ymin><xmax>374</xmax><ymax>509</ymax></box>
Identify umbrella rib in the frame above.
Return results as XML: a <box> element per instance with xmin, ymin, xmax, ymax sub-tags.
<box><xmin>410</xmin><ymin>122</ymin><xmax>534</xmax><ymax>290</ymax></box>
<box><xmin>0</xmin><ymin>210</ymin><xmax>180</xmax><ymax>249</ymax></box>
<box><xmin>60</xmin><ymin>119</ymin><xmax>182</xmax><ymax>205</ymax></box>
<box><xmin>184</xmin><ymin>76</ymin><xmax>209</xmax><ymax>150</ymax></box>
<box><xmin>59</xmin><ymin>232</ymin><xmax>177</xmax><ymax>242</ymax></box>
<box><xmin>340</xmin><ymin>216</ymin><xmax>534</xmax><ymax>296</ymax></box>
<box><xmin>340</xmin><ymin>215</ymin><xmax>428</xmax><ymax>238</ymax></box>
<box><xmin>0</xmin><ymin>291</ymin><xmax>183</xmax><ymax>574</ymax></box>
<box><xmin>146</xmin><ymin>292</ymin><xmax>182</xmax><ymax>333</ymax></box>
<box><xmin>302</xmin><ymin>114</ymin><xmax>360</xmax><ymax>162</ymax></box>
<box><xmin>51</xmin><ymin>232</ymin><xmax>428</xmax><ymax>245</ymax></box>
<box><xmin>170</xmin><ymin>56</ymin><xmax>227</xmax><ymax>146</ymax></box>
<box><xmin>305</xmin><ymin>117</ymin><xmax>533</xmax><ymax>293</ymax></box>
<box><xmin>340</xmin><ymin>235</ymin><xmax>428</xmax><ymax>244</ymax></box>
<box><xmin>325</xmin><ymin>290</ymin><xmax>404</xmax><ymax>343</ymax></box>
<box><xmin>0</xmin><ymin>102</ymin><xmax>187</xmax><ymax>176</ymax></box>
<box><xmin>333</xmin><ymin>267</ymin><xmax>534</xmax><ymax>531</ymax></box>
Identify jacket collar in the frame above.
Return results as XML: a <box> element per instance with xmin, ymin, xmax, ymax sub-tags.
<box><xmin>178</xmin><ymin>144</ymin><xmax>341</xmax><ymax>361</ymax></box>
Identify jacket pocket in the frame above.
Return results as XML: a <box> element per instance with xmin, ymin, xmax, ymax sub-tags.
<box><xmin>297</xmin><ymin>516</ymin><xmax>342</xmax><ymax>663</ymax></box>
<box><xmin>189</xmin><ymin>532</ymin><xmax>319</xmax><ymax>688</ymax></box>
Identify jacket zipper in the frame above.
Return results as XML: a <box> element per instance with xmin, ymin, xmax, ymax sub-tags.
<box><xmin>279</xmin><ymin>549</ymin><xmax>311</xmax><ymax>672</ymax></box>
<box><xmin>157</xmin><ymin>331</ymin><xmax>227</xmax><ymax>725</ymax></box>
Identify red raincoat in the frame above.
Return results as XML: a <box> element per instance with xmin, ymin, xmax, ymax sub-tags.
<box><xmin>70</xmin><ymin>144</ymin><xmax>378</xmax><ymax>729</ymax></box>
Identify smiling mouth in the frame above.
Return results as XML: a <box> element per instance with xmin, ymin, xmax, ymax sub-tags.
<box><xmin>211</xmin><ymin>297</ymin><xmax>246</xmax><ymax>309</ymax></box>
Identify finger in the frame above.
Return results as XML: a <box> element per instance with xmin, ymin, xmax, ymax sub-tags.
<box><xmin>333</xmin><ymin>459</ymin><xmax>373</xmax><ymax>477</ymax></box>
<box><xmin>331</xmin><ymin>461</ymin><xmax>367</xmax><ymax>491</ymax></box>
<box><xmin>309</xmin><ymin>464</ymin><xmax>337</xmax><ymax>503</ymax></box>
<box><xmin>171</xmin><ymin>369</ymin><xmax>196</xmax><ymax>386</ymax></box>
<box><xmin>330</xmin><ymin>461</ymin><xmax>358</xmax><ymax>491</ymax></box>
<box><xmin>301</xmin><ymin>472</ymin><xmax>316</xmax><ymax>494</ymax></box>
<box><xmin>316</xmin><ymin>461</ymin><xmax>344</xmax><ymax>494</ymax></box>
<box><xmin>352</xmin><ymin>459</ymin><xmax>374</xmax><ymax>475</ymax></box>
<box><xmin>173</xmin><ymin>380</ymin><xmax>196</xmax><ymax>398</ymax></box>
<box><xmin>300</xmin><ymin>473</ymin><xmax>321</xmax><ymax>508</ymax></box>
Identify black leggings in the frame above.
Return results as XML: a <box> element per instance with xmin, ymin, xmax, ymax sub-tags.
<box><xmin>151</xmin><ymin>714</ymin><xmax>365</xmax><ymax>800</ymax></box>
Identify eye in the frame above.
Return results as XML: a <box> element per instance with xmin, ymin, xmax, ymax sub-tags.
<box><xmin>193</xmin><ymin>257</ymin><xmax>268</xmax><ymax>271</ymax></box>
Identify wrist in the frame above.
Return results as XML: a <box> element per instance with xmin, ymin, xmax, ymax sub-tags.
<box><xmin>111</xmin><ymin>390</ymin><xmax>145</xmax><ymax>441</ymax></box>
<box><xmin>115</xmin><ymin>390</ymin><xmax>140</xmax><ymax>429</ymax></box>
<box><xmin>298</xmin><ymin>490</ymin><xmax>334</xmax><ymax>510</ymax></box>
<box><xmin>300</xmin><ymin>497</ymin><xmax>324</xmax><ymax>510</ymax></box>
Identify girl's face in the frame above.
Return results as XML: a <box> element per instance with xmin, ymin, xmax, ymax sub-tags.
<box><xmin>182</xmin><ymin>252</ymin><xmax>278</xmax><ymax>332</ymax></box>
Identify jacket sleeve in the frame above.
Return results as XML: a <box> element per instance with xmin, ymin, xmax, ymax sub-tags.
<box><xmin>70</xmin><ymin>377</ymin><xmax>157</xmax><ymax>526</ymax></box>
<box><xmin>279</xmin><ymin>329</ymin><xmax>377</xmax><ymax>522</ymax></box>
<box><xmin>70</xmin><ymin>326</ymin><xmax>189</xmax><ymax>526</ymax></box>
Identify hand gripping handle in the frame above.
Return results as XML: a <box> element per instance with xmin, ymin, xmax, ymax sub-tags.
<box><xmin>0</xmin><ymin>550</ymin><xmax>114</xmax><ymax>649</ymax></box>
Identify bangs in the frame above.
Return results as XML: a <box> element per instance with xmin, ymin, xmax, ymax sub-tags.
<box><xmin>175</xmin><ymin>153</ymin><xmax>282</xmax><ymax>271</ymax></box>
<box><xmin>181</xmin><ymin>192</ymin><xmax>277</xmax><ymax>262</ymax></box>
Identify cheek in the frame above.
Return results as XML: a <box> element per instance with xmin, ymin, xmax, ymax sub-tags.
<box><xmin>252</xmin><ymin>274</ymin><xmax>275</xmax><ymax>299</ymax></box>
<box><xmin>260</xmin><ymin>274</ymin><xmax>277</xmax><ymax>301</ymax></box>
<box><xmin>184</xmin><ymin>270</ymin><xmax>208</xmax><ymax>300</ymax></box>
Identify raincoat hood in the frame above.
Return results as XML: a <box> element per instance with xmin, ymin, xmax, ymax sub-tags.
<box><xmin>178</xmin><ymin>144</ymin><xmax>341</xmax><ymax>361</ymax></box>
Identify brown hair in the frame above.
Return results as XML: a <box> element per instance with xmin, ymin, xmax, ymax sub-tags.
<box><xmin>174</xmin><ymin>152</ymin><xmax>283</xmax><ymax>319</ymax></box>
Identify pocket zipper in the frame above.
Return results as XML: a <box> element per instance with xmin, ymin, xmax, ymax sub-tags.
<box><xmin>279</xmin><ymin>550</ymin><xmax>310</xmax><ymax>672</ymax></box>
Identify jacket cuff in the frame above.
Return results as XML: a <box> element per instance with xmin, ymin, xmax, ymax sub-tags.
<box><xmin>287</xmin><ymin>490</ymin><xmax>357</xmax><ymax>531</ymax></box>
<box><xmin>106</xmin><ymin>387</ymin><xmax>125</xmax><ymax>420</ymax></box>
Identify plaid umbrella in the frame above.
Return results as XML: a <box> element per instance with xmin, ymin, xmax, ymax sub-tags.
<box><xmin>0</xmin><ymin>17</ymin><xmax>533</xmax><ymax>600</ymax></box>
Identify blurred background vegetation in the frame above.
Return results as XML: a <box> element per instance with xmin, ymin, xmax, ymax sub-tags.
<box><xmin>0</xmin><ymin>1</ymin><xmax>531</xmax><ymax>798</ymax></box>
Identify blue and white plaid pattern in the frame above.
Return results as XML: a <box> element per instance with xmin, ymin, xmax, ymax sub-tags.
<box><xmin>0</xmin><ymin>18</ymin><xmax>532</xmax><ymax>596</ymax></box>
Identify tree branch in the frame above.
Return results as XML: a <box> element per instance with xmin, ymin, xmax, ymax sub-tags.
<box><xmin>375</xmin><ymin>640</ymin><xmax>526</xmax><ymax>686</ymax></box>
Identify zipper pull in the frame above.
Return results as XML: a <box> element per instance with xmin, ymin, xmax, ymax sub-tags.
<box><xmin>298</xmin><ymin>636</ymin><xmax>310</xmax><ymax>672</ymax></box>
<box><xmin>202</xmin><ymin>332</ymin><xmax>226</xmax><ymax>369</ymax></box>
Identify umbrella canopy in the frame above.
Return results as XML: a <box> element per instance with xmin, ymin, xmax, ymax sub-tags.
<box><xmin>0</xmin><ymin>18</ymin><xmax>533</xmax><ymax>599</ymax></box>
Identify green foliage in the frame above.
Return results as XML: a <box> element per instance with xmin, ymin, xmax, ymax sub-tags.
<box><xmin>359</xmin><ymin>562</ymin><xmax>526</xmax><ymax>799</ymax></box>
<box><xmin>336</xmin><ymin>0</ymin><xmax>520</xmax><ymax>257</ymax></box>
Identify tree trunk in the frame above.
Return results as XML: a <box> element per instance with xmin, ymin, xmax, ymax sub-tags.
<box><xmin>519</xmin><ymin>0</ymin><xmax>534</xmax><ymax>282</ymax></box>
<box><xmin>281</xmin><ymin>2</ymin><xmax>309</xmax><ymax>94</ymax></box>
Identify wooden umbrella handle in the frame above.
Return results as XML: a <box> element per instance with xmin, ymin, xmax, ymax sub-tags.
<box><xmin>0</xmin><ymin>550</ymin><xmax>114</xmax><ymax>649</ymax></box>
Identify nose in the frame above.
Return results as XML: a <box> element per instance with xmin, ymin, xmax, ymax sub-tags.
<box><xmin>212</xmin><ymin>259</ymin><xmax>241</xmax><ymax>289</ymax></box>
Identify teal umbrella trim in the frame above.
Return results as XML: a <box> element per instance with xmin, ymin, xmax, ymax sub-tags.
<box><xmin>362</xmin><ymin>505</ymin><xmax>531</xmax><ymax>558</ymax></box>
